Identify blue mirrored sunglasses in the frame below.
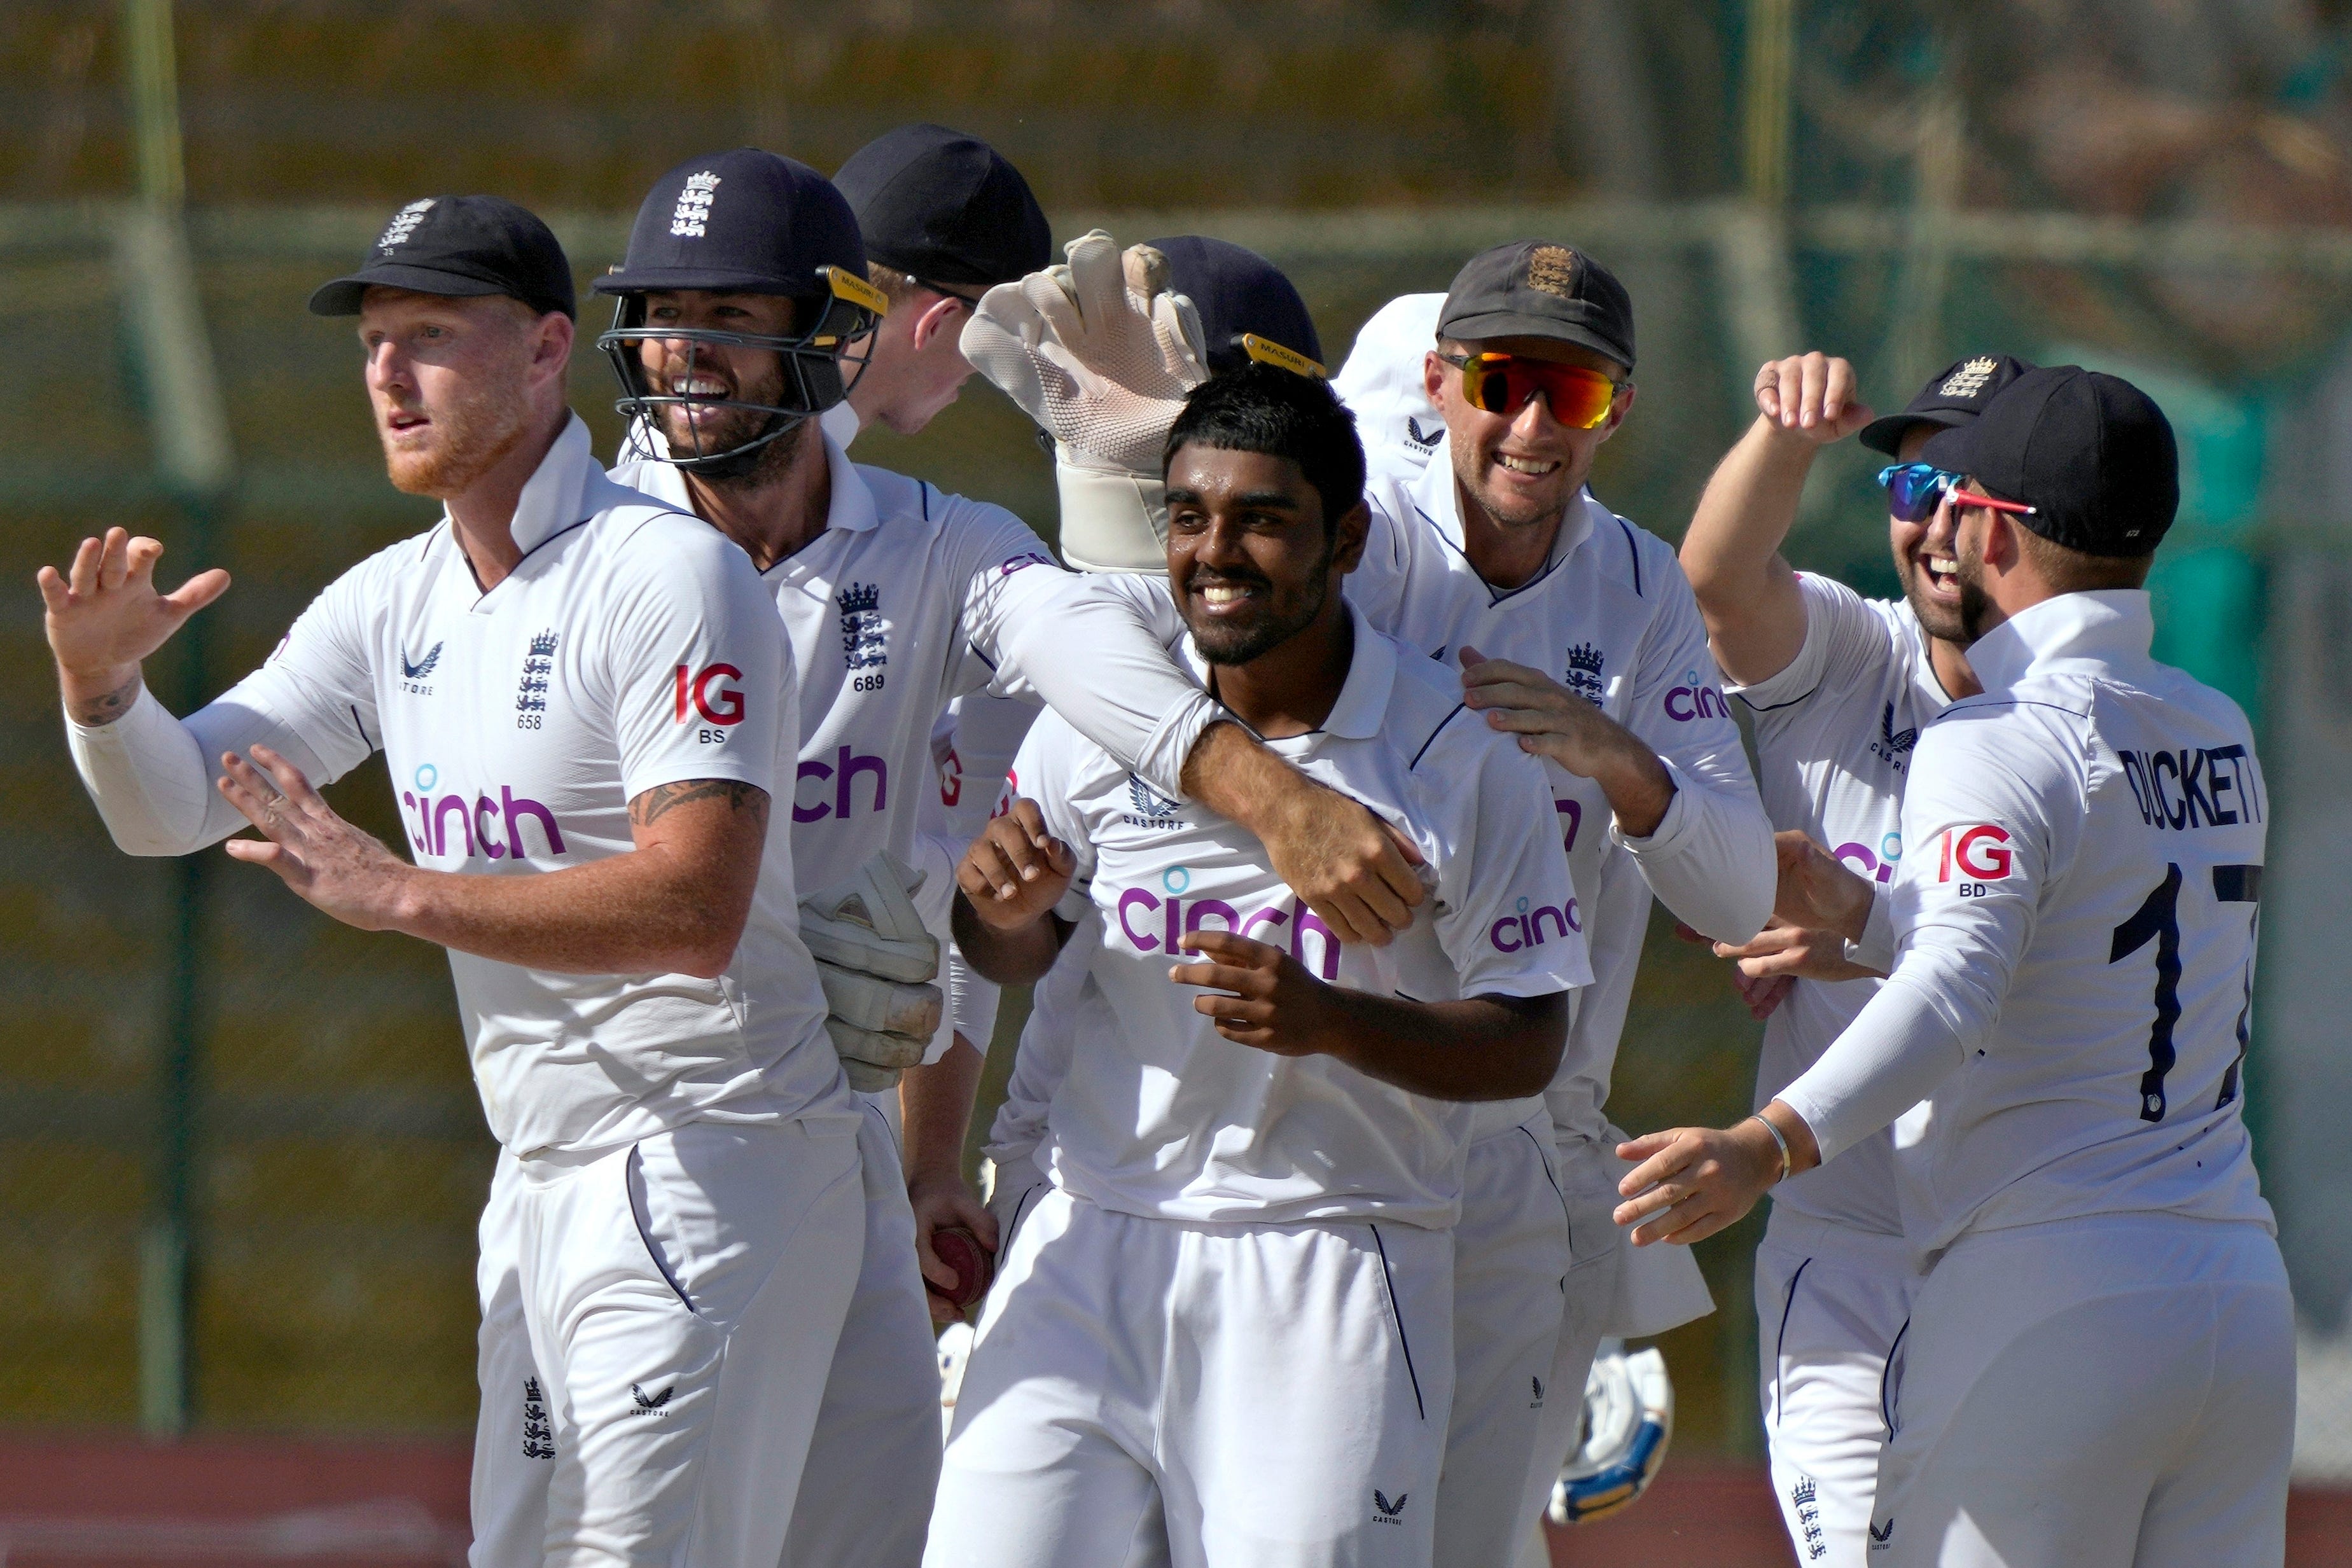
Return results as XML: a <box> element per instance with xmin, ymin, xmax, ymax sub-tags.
<box><xmin>1875</xmin><ymin>463</ymin><xmax>2038</xmax><ymax>524</ymax></box>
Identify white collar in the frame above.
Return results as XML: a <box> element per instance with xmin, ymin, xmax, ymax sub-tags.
<box><xmin>1405</xmin><ymin>452</ymin><xmax>1599</xmax><ymax>581</ymax></box>
<box><xmin>493</xmin><ymin>413</ymin><xmax>596</xmax><ymax>557</ymax></box>
<box><xmin>1178</xmin><ymin>600</ymin><xmax>1397</xmax><ymax>742</ymax></box>
<box><xmin>614</xmin><ymin>417</ymin><xmax>877</xmax><ymax>538</ymax></box>
<box><xmin>1965</xmin><ymin>590</ymin><xmax>2155</xmax><ymax>691</ymax></box>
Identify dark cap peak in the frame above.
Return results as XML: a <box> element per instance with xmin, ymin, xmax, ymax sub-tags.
<box><xmin>834</xmin><ymin>123</ymin><xmax>1050</xmax><ymax>289</ymax></box>
<box><xmin>308</xmin><ymin>193</ymin><xmax>574</xmax><ymax>319</ymax></box>
<box><xmin>1437</xmin><ymin>240</ymin><xmax>1634</xmax><ymax>370</ymax></box>
<box><xmin>1921</xmin><ymin>365</ymin><xmax>2178</xmax><ymax>558</ymax></box>
<box><xmin>1147</xmin><ymin>235</ymin><xmax>1323</xmax><ymax>377</ymax></box>
<box><xmin>1859</xmin><ymin>351</ymin><xmax>2038</xmax><ymax>455</ymax></box>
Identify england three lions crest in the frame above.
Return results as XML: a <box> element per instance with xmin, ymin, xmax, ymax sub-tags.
<box><xmin>1564</xmin><ymin>642</ymin><xmax>1607</xmax><ymax>706</ymax></box>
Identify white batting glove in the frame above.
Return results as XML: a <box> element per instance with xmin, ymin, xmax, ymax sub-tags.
<box><xmin>962</xmin><ymin>231</ymin><xmax>1209</xmax><ymax>573</ymax></box>
<box><xmin>800</xmin><ymin>850</ymin><xmax>944</xmax><ymax>1092</ymax></box>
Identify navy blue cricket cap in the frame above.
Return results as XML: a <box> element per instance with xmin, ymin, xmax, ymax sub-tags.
<box><xmin>1439</xmin><ymin>241</ymin><xmax>1634</xmax><ymax>370</ymax></box>
<box><xmin>309</xmin><ymin>194</ymin><xmax>574</xmax><ymax>319</ymax></box>
<box><xmin>1922</xmin><ymin>366</ymin><xmax>2179</xmax><ymax>558</ymax></box>
<box><xmin>594</xmin><ymin>149</ymin><xmax>865</xmax><ymax>299</ymax></box>
<box><xmin>1149</xmin><ymin>236</ymin><xmax>1325</xmax><ymax>377</ymax></box>
<box><xmin>1860</xmin><ymin>352</ymin><xmax>2038</xmax><ymax>455</ymax></box>
<box><xmin>834</xmin><ymin>124</ymin><xmax>1051</xmax><ymax>290</ymax></box>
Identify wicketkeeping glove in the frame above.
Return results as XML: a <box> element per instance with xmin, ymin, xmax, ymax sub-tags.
<box><xmin>960</xmin><ymin>230</ymin><xmax>1209</xmax><ymax>573</ymax></box>
<box><xmin>798</xmin><ymin>850</ymin><xmax>944</xmax><ymax>1093</ymax></box>
<box><xmin>1548</xmin><ymin>1340</ymin><xmax>1675</xmax><ymax>1525</ymax></box>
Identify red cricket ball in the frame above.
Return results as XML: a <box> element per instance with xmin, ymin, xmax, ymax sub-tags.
<box><xmin>929</xmin><ymin>1225</ymin><xmax>994</xmax><ymax>1311</ymax></box>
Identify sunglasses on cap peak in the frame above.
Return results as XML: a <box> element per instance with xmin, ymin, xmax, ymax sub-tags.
<box><xmin>1439</xmin><ymin>351</ymin><xmax>1623</xmax><ymax>429</ymax></box>
<box><xmin>1877</xmin><ymin>463</ymin><xmax>2039</xmax><ymax>524</ymax></box>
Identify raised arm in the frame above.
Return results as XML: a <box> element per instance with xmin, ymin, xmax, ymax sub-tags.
<box><xmin>950</xmin><ymin>798</ymin><xmax>1078</xmax><ymax>985</ymax></box>
<box><xmin>1680</xmin><ymin>353</ymin><xmax>1873</xmax><ymax>686</ymax></box>
<box><xmin>46</xmin><ymin>528</ymin><xmax>371</xmax><ymax>856</ymax></box>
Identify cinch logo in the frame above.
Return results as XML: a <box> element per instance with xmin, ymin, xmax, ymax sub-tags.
<box><xmin>998</xmin><ymin>552</ymin><xmax>1055</xmax><ymax>578</ymax></box>
<box><xmin>1664</xmin><ymin>669</ymin><xmax>1729</xmax><ymax>722</ymax></box>
<box><xmin>1490</xmin><ymin>894</ymin><xmax>1580</xmax><ymax>952</ymax></box>
<box><xmin>1832</xmin><ymin>831</ymin><xmax>1904</xmax><ymax>885</ymax></box>
<box><xmin>400</xmin><ymin>763</ymin><xmax>567</xmax><ymax>860</ymax></box>
<box><xmin>795</xmin><ymin>746</ymin><xmax>887</xmax><ymax>824</ymax></box>
<box><xmin>674</xmin><ymin>663</ymin><xmax>744</xmax><ymax>726</ymax></box>
<box><xmin>1113</xmin><ymin>871</ymin><xmax>1339</xmax><ymax>980</ymax></box>
<box><xmin>1938</xmin><ymin>823</ymin><xmax>2014</xmax><ymax>884</ymax></box>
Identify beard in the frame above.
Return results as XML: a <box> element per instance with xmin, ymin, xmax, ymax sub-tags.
<box><xmin>1184</xmin><ymin>560</ymin><xmax>1332</xmax><ymax>667</ymax></box>
<box><xmin>379</xmin><ymin>373</ymin><xmax>532</xmax><ymax>499</ymax></box>
<box><xmin>1954</xmin><ymin>557</ymin><xmax>1998</xmax><ymax>644</ymax></box>
<box><xmin>1451</xmin><ymin>432</ymin><xmax>1575</xmax><ymax>534</ymax></box>
<box><xmin>1896</xmin><ymin>555</ymin><xmax>1969</xmax><ymax>644</ymax></box>
<box><xmin>660</xmin><ymin>363</ymin><xmax>810</xmax><ymax>485</ymax></box>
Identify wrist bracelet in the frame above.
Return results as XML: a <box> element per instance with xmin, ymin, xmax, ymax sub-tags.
<box><xmin>1748</xmin><ymin>1113</ymin><xmax>1792</xmax><ymax>1184</ymax></box>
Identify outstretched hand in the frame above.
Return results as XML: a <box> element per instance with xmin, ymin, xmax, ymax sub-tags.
<box><xmin>39</xmin><ymin>528</ymin><xmax>230</xmax><ymax>725</ymax></box>
<box><xmin>218</xmin><ymin>744</ymin><xmax>417</xmax><ymax>931</ymax></box>
<box><xmin>1753</xmin><ymin>352</ymin><xmax>1874</xmax><ymax>445</ymax></box>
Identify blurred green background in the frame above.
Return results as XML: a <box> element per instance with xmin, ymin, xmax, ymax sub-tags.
<box><xmin>5</xmin><ymin>0</ymin><xmax>2351</xmax><ymax>1473</ymax></box>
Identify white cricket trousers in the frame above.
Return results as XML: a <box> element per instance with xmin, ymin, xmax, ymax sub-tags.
<box><xmin>927</xmin><ymin>1187</ymin><xmax>1454</xmax><ymax>1568</ymax></box>
<box><xmin>1434</xmin><ymin>1113</ymin><xmax>1571</xmax><ymax>1568</ymax></box>
<box><xmin>782</xmin><ymin>1100</ymin><xmax>947</xmax><ymax>1568</ymax></box>
<box><xmin>1871</xmin><ymin>1214</ymin><xmax>2293</xmax><ymax>1568</ymax></box>
<box><xmin>471</xmin><ymin>1108</ymin><xmax>936</xmax><ymax>1568</ymax></box>
<box><xmin>511</xmin><ymin>1118</ymin><xmax>863</xmax><ymax>1568</ymax></box>
<box><xmin>1755</xmin><ymin>1210</ymin><xmax>1920</xmax><ymax>1566</ymax></box>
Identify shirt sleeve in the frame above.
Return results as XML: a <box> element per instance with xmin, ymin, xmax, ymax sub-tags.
<box><xmin>1777</xmin><ymin>701</ymin><xmax>2082</xmax><ymax>1162</ymax></box>
<box><xmin>946</xmin><ymin>502</ymin><xmax>1218</xmax><ymax>806</ymax></box>
<box><xmin>1613</xmin><ymin>549</ymin><xmax>1776</xmax><ymax>943</ymax></box>
<box><xmin>1433</xmin><ymin>734</ymin><xmax>1595</xmax><ymax>998</ymax></box>
<box><xmin>1732</xmin><ymin>572</ymin><xmax>1905</xmax><ymax>712</ymax></box>
<box><xmin>601</xmin><ymin>518</ymin><xmax>788</xmax><ymax>802</ymax></box>
<box><xmin>66</xmin><ymin>554</ymin><xmax>386</xmax><ymax>857</ymax></box>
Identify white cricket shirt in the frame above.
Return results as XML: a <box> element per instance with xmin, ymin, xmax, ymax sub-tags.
<box><xmin>1731</xmin><ymin>573</ymin><xmax>1956</xmax><ymax>1235</ymax></box>
<box><xmin>611</xmin><ymin>431</ymin><xmax>1218</xmax><ymax>900</ymax></box>
<box><xmin>1093</xmin><ymin>459</ymin><xmax>1774</xmax><ymax>1145</ymax></box>
<box><xmin>67</xmin><ymin>416</ymin><xmax>851</xmax><ymax>1156</ymax></box>
<box><xmin>1778</xmin><ymin>591</ymin><xmax>2274</xmax><ymax>1256</ymax></box>
<box><xmin>1013</xmin><ymin>607</ymin><xmax>1590</xmax><ymax>1228</ymax></box>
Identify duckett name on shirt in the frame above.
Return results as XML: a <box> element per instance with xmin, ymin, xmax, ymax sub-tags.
<box><xmin>1489</xmin><ymin>896</ymin><xmax>1580</xmax><ymax>953</ymax></box>
<box><xmin>795</xmin><ymin>747</ymin><xmax>887</xmax><ymax>824</ymax></box>
<box><xmin>2119</xmin><ymin>744</ymin><xmax>2261</xmax><ymax>832</ymax></box>
<box><xmin>398</xmin><ymin>780</ymin><xmax>567</xmax><ymax>861</ymax></box>
<box><xmin>1114</xmin><ymin>883</ymin><xmax>1341</xmax><ymax>980</ymax></box>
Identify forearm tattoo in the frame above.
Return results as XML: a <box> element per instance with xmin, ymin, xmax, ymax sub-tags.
<box><xmin>69</xmin><ymin>673</ymin><xmax>143</xmax><ymax>728</ymax></box>
<box><xmin>628</xmin><ymin>777</ymin><xmax>770</xmax><ymax>828</ymax></box>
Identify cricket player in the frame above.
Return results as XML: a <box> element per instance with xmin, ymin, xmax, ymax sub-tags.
<box><xmin>931</xmin><ymin>364</ymin><xmax>1589</xmax><ymax>1568</ymax></box>
<box><xmin>592</xmin><ymin>149</ymin><xmax>1433</xmax><ymax>1568</ymax></box>
<box><xmin>43</xmin><ymin>196</ymin><xmax>861</xmax><ymax>1567</ymax></box>
<box><xmin>1676</xmin><ymin>348</ymin><xmax>2035</xmax><ymax>1562</ymax></box>
<box><xmin>965</xmin><ymin>237</ymin><xmax>1774</xmax><ymax>1565</ymax></box>
<box><xmin>967</xmin><ymin>232</ymin><xmax>1339</xmax><ymax>1265</ymax></box>
<box><xmin>1617</xmin><ymin>366</ymin><xmax>2292</xmax><ymax>1567</ymax></box>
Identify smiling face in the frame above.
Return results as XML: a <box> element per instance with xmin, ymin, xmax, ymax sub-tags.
<box><xmin>1165</xmin><ymin>444</ymin><xmax>1365</xmax><ymax>667</ymax></box>
<box><xmin>633</xmin><ymin>289</ymin><xmax>800</xmax><ymax>459</ymax></box>
<box><xmin>1427</xmin><ymin>335</ymin><xmax>1631</xmax><ymax>536</ymax></box>
<box><xmin>1888</xmin><ymin>423</ymin><xmax>1968</xmax><ymax>644</ymax></box>
<box><xmin>358</xmin><ymin>288</ymin><xmax>560</xmax><ymax>498</ymax></box>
